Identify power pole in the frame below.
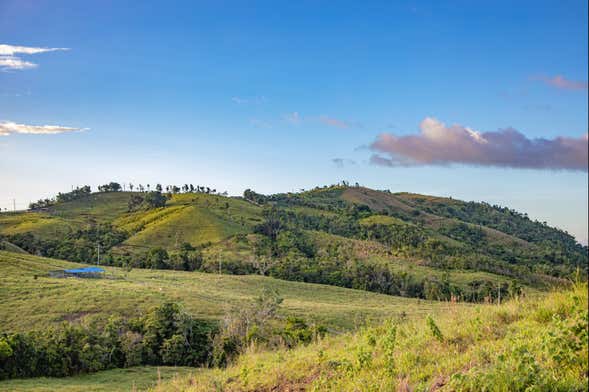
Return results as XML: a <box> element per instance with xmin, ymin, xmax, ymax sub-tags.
<box><xmin>97</xmin><ymin>243</ymin><xmax>101</xmax><ymax>265</ymax></box>
<box><xmin>13</xmin><ymin>199</ymin><xmax>16</xmax><ymax>212</ymax></box>
<box><xmin>497</xmin><ymin>283</ymin><xmax>501</xmax><ymax>305</ymax></box>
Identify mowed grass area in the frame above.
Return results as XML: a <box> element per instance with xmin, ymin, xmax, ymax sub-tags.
<box><xmin>0</xmin><ymin>251</ymin><xmax>461</xmax><ymax>333</ymax></box>
<box><xmin>0</xmin><ymin>366</ymin><xmax>194</xmax><ymax>392</ymax></box>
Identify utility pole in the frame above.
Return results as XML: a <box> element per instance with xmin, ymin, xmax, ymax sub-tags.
<box><xmin>497</xmin><ymin>283</ymin><xmax>501</xmax><ymax>305</ymax></box>
<box><xmin>13</xmin><ymin>199</ymin><xmax>16</xmax><ymax>212</ymax></box>
<box><xmin>97</xmin><ymin>243</ymin><xmax>101</xmax><ymax>265</ymax></box>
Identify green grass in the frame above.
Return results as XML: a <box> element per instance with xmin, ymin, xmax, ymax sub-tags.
<box><xmin>0</xmin><ymin>366</ymin><xmax>194</xmax><ymax>392</ymax></box>
<box><xmin>0</xmin><ymin>251</ymin><xmax>459</xmax><ymax>333</ymax></box>
<box><xmin>154</xmin><ymin>284</ymin><xmax>588</xmax><ymax>391</ymax></box>
<box><xmin>115</xmin><ymin>193</ymin><xmax>262</xmax><ymax>251</ymax></box>
<box><xmin>47</xmin><ymin>192</ymin><xmax>133</xmax><ymax>223</ymax></box>
<box><xmin>0</xmin><ymin>212</ymin><xmax>73</xmax><ymax>240</ymax></box>
<box><xmin>1</xmin><ymin>193</ymin><xmax>263</xmax><ymax>251</ymax></box>
<box><xmin>358</xmin><ymin>214</ymin><xmax>410</xmax><ymax>226</ymax></box>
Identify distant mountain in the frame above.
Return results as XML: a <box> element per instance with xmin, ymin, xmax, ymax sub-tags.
<box><xmin>1</xmin><ymin>185</ymin><xmax>586</xmax><ymax>302</ymax></box>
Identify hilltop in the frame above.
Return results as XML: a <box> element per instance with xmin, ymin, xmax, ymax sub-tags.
<box><xmin>0</xmin><ymin>184</ymin><xmax>586</xmax><ymax>303</ymax></box>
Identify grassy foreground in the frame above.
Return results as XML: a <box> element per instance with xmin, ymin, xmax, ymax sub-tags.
<box><xmin>0</xmin><ymin>366</ymin><xmax>194</xmax><ymax>392</ymax></box>
<box><xmin>153</xmin><ymin>284</ymin><xmax>588</xmax><ymax>391</ymax></box>
<box><xmin>0</xmin><ymin>251</ymin><xmax>456</xmax><ymax>332</ymax></box>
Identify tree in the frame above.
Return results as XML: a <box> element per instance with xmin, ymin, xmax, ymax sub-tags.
<box><xmin>144</xmin><ymin>191</ymin><xmax>167</xmax><ymax>209</ymax></box>
<box><xmin>127</xmin><ymin>195</ymin><xmax>144</xmax><ymax>211</ymax></box>
<box><xmin>146</xmin><ymin>248</ymin><xmax>169</xmax><ymax>269</ymax></box>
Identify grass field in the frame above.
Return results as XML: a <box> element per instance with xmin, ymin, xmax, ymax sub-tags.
<box><xmin>0</xmin><ymin>367</ymin><xmax>195</xmax><ymax>392</ymax></box>
<box><xmin>0</xmin><ymin>251</ymin><xmax>463</xmax><ymax>333</ymax></box>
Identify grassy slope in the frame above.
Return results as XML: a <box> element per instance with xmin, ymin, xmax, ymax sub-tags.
<box><xmin>116</xmin><ymin>194</ymin><xmax>261</xmax><ymax>250</ymax></box>
<box><xmin>0</xmin><ymin>193</ymin><xmax>262</xmax><ymax>251</ymax></box>
<box><xmin>0</xmin><ymin>212</ymin><xmax>73</xmax><ymax>239</ymax></box>
<box><xmin>0</xmin><ymin>251</ymin><xmax>457</xmax><ymax>333</ymax></box>
<box><xmin>0</xmin><ymin>367</ymin><xmax>194</xmax><ymax>392</ymax></box>
<box><xmin>155</xmin><ymin>284</ymin><xmax>588</xmax><ymax>392</ymax></box>
<box><xmin>342</xmin><ymin>187</ymin><xmax>531</xmax><ymax>248</ymax></box>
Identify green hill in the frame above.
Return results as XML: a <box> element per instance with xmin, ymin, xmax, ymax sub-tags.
<box><xmin>0</xmin><ymin>185</ymin><xmax>585</xmax><ymax>304</ymax></box>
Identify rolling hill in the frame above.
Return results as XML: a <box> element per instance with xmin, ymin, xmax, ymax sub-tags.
<box><xmin>0</xmin><ymin>184</ymin><xmax>585</xmax><ymax>304</ymax></box>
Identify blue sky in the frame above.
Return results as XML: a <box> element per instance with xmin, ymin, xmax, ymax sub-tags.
<box><xmin>1</xmin><ymin>0</ymin><xmax>587</xmax><ymax>242</ymax></box>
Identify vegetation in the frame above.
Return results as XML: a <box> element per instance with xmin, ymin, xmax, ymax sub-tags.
<box><xmin>0</xmin><ymin>366</ymin><xmax>195</xmax><ymax>392</ymax></box>
<box><xmin>1</xmin><ymin>184</ymin><xmax>586</xmax><ymax>305</ymax></box>
<box><xmin>0</xmin><ymin>303</ymin><xmax>215</xmax><ymax>379</ymax></box>
<box><xmin>151</xmin><ymin>282</ymin><xmax>588</xmax><ymax>392</ymax></box>
<box><xmin>0</xmin><ymin>251</ymin><xmax>450</xmax><ymax>333</ymax></box>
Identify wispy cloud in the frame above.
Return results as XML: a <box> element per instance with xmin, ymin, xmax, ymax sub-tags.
<box><xmin>319</xmin><ymin>115</ymin><xmax>349</xmax><ymax>129</ymax></box>
<box><xmin>0</xmin><ymin>44</ymin><xmax>69</xmax><ymax>71</ymax></box>
<box><xmin>283</xmin><ymin>112</ymin><xmax>302</xmax><ymax>125</ymax></box>
<box><xmin>0</xmin><ymin>121</ymin><xmax>87</xmax><ymax>136</ymax></box>
<box><xmin>231</xmin><ymin>96</ymin><xmax>266</xmax><ymax>105</ymax></box>
<box><xmin>369</xmin><ymin>117</ymin><xmax>588</xmax><ymax>171</ymax></box>
<box><xmin>332</xmin><ymin>158</ymin><xmax>356</xmax><ymax>168</ymax></box>
<box><xmin>536</xmin><ymin>75</ymin><xmax>588</xmax><ymax>91</ymax></box>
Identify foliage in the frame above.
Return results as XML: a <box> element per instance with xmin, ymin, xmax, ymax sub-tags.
<box><xmin>0</xmin><ymin>303</ymin><xmax>215</xmax><ymax>380</ymax></box>
<box><xmin>150</xmin><ymin>284</ymin><xmax>589</xmax><ymax>392</ymax></box>
<box><xmin>29</xmin><ymin>186</ymin><xmax>92</xmax><ymax>210</ymax></box>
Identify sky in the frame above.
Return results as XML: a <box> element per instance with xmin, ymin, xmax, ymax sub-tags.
<box><xmin>0</xmin><ymin>0</ymin><xmax>587</xmax><ymax>243</ymax></box>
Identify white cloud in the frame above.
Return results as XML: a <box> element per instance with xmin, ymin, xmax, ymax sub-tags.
<box><xmin>0</xmin><ymin>121</ymin><xmax>87</xmax><ymax>136</ymax></box>
<box><xmin>0</xmin><ymin>44</ymin><xmax>69</xmax><ymax>71</ymax></box>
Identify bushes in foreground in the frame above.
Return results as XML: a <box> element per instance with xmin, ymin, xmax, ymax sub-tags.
<box><xmin>0</xmin><ymin>290</ymin><xmax>322</xmax><ymax>381</ymax></box>
<box><xmin>0</xmin><ymin>303</ymin><xmax>215</xmax><ymax>380</ymax></box>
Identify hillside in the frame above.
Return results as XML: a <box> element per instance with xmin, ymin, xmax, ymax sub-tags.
<box><xmin>0</xmin><ymin>185</ymin><xmax>586</xmax><ymax>304</ymax></box>
<box><xmin>0</xmin><ymin>251</ymin><xmax>455</xmax><ymax>333</ymax></box>
<box><xmin>149</xmin><ymin>282</ymin><xmax>588</xmax><ymax>392</ymax></box>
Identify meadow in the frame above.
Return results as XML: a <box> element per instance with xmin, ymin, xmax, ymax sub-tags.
<box><xmin>0</xmin><ymin>251</ymin><xmax>458</xmax><ymax>333</ymax></box>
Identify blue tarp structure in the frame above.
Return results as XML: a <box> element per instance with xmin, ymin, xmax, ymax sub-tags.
<box><xmin>64</xmin><ymin>267</ymin><xmax>105</xmax><ymax>274</ymax></box>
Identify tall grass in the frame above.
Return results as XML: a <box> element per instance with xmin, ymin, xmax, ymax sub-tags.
<box><xmin>154</xmin><ymin>283</ymin><xmax>588</xmax><ymax>391</ymax></box>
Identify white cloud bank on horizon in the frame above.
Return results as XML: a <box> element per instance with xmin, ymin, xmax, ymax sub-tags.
<box><xmin>0</xmin><ymin>44</ymin><xmax>69</xmax><ymax>71</ymax></box>
<box><xmin>0</xmin><ymin>121</ymin><xmax>87</xmax><ymax>136</ymax></box>
<box><xmin>370</xmin><ymin>117</ymin><xmax>588</xmax><ymax>171</ymax></box>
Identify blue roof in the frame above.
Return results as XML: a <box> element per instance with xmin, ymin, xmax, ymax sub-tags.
<box><xmin>64</xmin><ymin>267</ymin><xmax>105</xmax><ymax>274</ymax></box>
